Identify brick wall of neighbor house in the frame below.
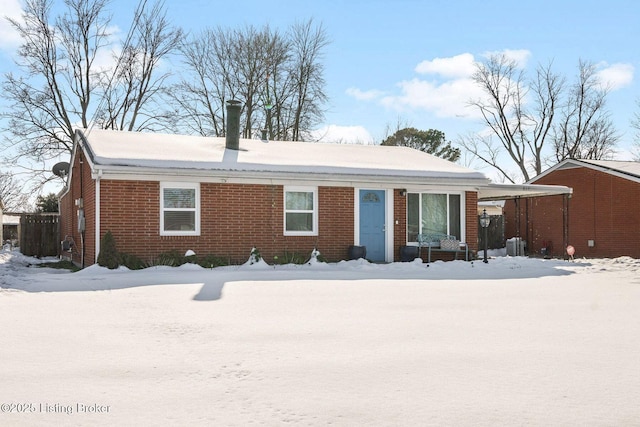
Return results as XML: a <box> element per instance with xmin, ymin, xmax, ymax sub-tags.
<box><xmin>97</xmin><ymin>181</ymin><xmax>356</xmax><ymax>265</ymax></box>
<box><xmin>505</xmin><ymin>167</ymin><xmax>640</xmax><ymax>259</ymax></box>
<box><xmin>59</xmin><ymin>148</ymin><xmax>96</xmax><ymax>266</ymax></box>
<box><xmin>504</xmin><ymin>195</ymin><xmax>567</xmax><ymax>258</ymax></box>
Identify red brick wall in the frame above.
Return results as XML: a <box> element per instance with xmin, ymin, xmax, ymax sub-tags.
<box><xmin>505</xmin><ymin>167</ymin><xmax>640</xmax><ymax>258</ymax></box>
<box><xmin>504</xmin><ymin>195</ymin><xmax>567</xmax><ymax>257</ymax></box>
<box><xmin>59</xmin><ymin>148</ymin><xmax>96</xmax><ymax>267</ymax></box>
<box><xmin>98</xmin><ymin>181</ymin><xmax>356</xmax><ymax>265</ymax></box>
<box><xmin>393</xmin><ymin>189</ymin><xmax>407</xmax><ymax>261</ymax></box>
<box><xmin>61</xmin><ymin>146</ymin><xmax>482</xmax><ymax>266</ymax></box>
<box><xmin>465</xmin><ymin>191</ymin><xmax>478</xmax><ymax>254</ymax></box>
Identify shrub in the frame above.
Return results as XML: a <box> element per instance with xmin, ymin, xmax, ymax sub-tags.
<box><xmin>37</xmin><ymin>260</ymin><xmax>80</xmax><ymax>272</ymax></box>
<box><xmin>154</xmin><ymin>250</ymin><xmax>188</xmax><ymax>267</ymax></box>
<box><xmin>197</xmin><ymin>254</ymin><xmax>228</xmax><ymax>269</ymax></box>
<box><xmin>118</xmin><ymin>253</ymin><xmax>145</xmax><ymax>270</ymax></box>
<box><xmin>97</xmin><ymin>231</ymin><xmax>119</xmax><ymax>269</ymax></box>
<box><xmin>273</xmin><ymin>251</ymin><xmax>306</xmax><ymax>265</ymax></box>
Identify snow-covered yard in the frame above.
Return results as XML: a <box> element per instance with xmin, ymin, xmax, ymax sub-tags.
<box><xmin>1</xmin><ymin>249</ymin><xmax>639</xmax><ymax>426</ymax></box>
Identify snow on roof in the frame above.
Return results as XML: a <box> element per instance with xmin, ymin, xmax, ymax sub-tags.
<box><xmin>531</xmin><ymin>158</ymin><xmax>640</xmax><ymax>185</ymax></box>
<box><xmin>578</xmin><ymin>159</ymin><xmax>640</xmax><ymax>179</ymax></box>
<box><xmin>2</xmin><ymin>214</ymin><xmax>21</xmax><ymax>225</ymax></box>
<box><xmin>78</xmin><ymin>129</ymin><xmax>487</xmax><ymax>183</ymax></box>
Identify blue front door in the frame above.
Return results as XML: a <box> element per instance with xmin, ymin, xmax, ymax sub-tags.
<box><xmin>359</xmin><ymin>190</ymin><xmax>386</xmax><ymax>262</ymax></box>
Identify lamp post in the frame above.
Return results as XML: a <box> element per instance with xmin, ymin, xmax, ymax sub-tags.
<box><xmin>479</xmin><ymin>208</ymin><xmax>490</xmax><ymax>263</ymax></box>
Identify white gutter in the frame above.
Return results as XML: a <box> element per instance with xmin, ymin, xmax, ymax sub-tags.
<box><xmin>87</xmin><ymin>167</ymin><xmax>490</xmax><ymax>190</ymax></box>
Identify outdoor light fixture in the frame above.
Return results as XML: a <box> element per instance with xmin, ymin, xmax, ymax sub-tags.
<box><xmin>399</xmin><ymin>189</ymin><xmax>407</xmax><ymax>197</ymax></box>
<box><xmin>480</xmin><ymin>208</ymin><xmax>490</xmax><ymax>263</ymax></box>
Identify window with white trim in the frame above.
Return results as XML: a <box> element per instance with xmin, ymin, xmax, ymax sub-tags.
<box><xmin>407</xmin><ymin>192</ymin><xmax>462</xmax><ymax>242</ymax></box>
<box><xmin>284</xmin><ymin>187</ymin><xmax>318</xmax><ymax>236</ymax></box>
<box><xmin>160</xmin><ymin>182</ymin><xmax>200</xmax><ymax>236</ymax></box>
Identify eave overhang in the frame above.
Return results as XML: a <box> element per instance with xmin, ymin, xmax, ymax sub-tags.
<box><xmin>478</xmin><ymin>183</ymin><xmax>573</xmax><ymax>201</ymax></box>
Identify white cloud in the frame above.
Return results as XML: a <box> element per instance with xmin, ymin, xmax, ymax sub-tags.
<box><xmin>596</xmin><ymin>62</ymin><xmax>634</xmax><ymax>90</ymax></box>
<box><xmin>0</xmin><ymin>0</ymin><xmax>24</xmax><ymax>51</ymax></box>
<box><xmin>379</xmin><ymin>76</ymin><xmax>485</xmax><ymax>119</ymax></box>
<box><xmin>414</xmin><ymin>53</ymin><xmax>476</xmax><ymax>78</ymax></box>
<box><xmin>346</xmin><ymin>87</ymin><xmax>385</xmax><ymax>101</ymax></box>
<box><xmin>481</xmin><ymin>49</ymin><xmax>531</xmax><ymax>68</ymax></box>
<box><xmin>311</xmin><ymin>125</ymin><xmax>375</xmax><ymax>144</ymax></box>
<box><xmin>347</xmin><ymin>50</ymin><xmax>538</xmax><ymax>122</ymax></box>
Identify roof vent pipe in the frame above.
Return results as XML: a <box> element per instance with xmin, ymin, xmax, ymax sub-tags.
<box><xmin>225</xmin><ymin>100</ymin><xmax>241</xmax><ymax>150</ymax></box>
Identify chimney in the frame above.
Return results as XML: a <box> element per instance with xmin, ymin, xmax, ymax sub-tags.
<box><xmin>225</xmin><ymin>100</ymin><xmax>241</xmax><ymax>150</ymax></box>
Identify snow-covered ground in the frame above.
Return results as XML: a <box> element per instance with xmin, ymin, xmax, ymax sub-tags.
<box><xmin>1</xmin><ymin>249</ymin><xmax>639</xmax><ymax>426</ymax></box>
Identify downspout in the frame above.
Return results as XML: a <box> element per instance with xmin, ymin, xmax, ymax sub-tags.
<box><xmin>79</xmin><ymin>152</ymin><xmax>85</xmax><ymax>269</ymax></box>
<box><xmin>94</xmin><ymin>169</ymin><xmax>102</xmax><ymax>264</ymax></box>
<box><xmin>514</xmin><ymin>197</ymin><xmax>521</xmax><ymax>238</ymax></box>
<box><xmin>563</xmin><ymin>194</ymin><xmax>570</xmax><ymax>259</ymax></box>
<box><xmin>525</xmin><ymin>198</ymin><xmax>530</xmax><ymax>255</ymax></box>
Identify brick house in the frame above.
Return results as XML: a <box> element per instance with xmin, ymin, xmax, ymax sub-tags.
<box><xmin>503</xmin><ymin>159</ymin><xmax>640</xmax><ymax>259</ymax></box>
<box><xmin>59</xmin><ymin>103</ymin><xmax>571</xmax><ymax>267</ymax></box>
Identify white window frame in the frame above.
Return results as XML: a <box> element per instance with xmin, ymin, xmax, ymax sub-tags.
<box><xmin>283</xmin><ymin>186</ymin><xmax>318</xmax><ymax>236</ymax></box>
<box><xmin>160</xmin><ymin>182</ymin><xmax>200</xmax><ymax>236</ymax></box>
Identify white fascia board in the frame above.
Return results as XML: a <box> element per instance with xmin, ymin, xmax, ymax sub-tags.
<box><xmin>478</xmin><ymin>183</ymin><xmax>573</xmax><ymax>201</ymax></box>
<box><xmin>529</xmin><ymin>159</ymin><xmax>640</xmax><ymax>186</ymax></box>
<box><xmin>92</xmin><ymin>166</ymin><xmax>489</xmax><ymax>190</ymax></box>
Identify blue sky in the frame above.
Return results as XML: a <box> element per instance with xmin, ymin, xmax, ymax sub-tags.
<box><xmin>1</xmin><ymin>0</ymin><xmax>639</xmax><ymax>180</ymax></box>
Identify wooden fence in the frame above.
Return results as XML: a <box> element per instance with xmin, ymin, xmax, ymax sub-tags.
<box><xmin>478</xmin><ymin>214</ymin><xmax>505</xmax><ymax>250</ymax></box>
<box><xmin>20</xmin><ymin>214</ymin><xmax>60</xmax><ymax>257</ymax></box>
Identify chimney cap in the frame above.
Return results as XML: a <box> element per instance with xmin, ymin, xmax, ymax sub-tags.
<box><xmin>226</xmin><ymin>99</ymin><xmax>241</xmax><ymax>106</ymax></box>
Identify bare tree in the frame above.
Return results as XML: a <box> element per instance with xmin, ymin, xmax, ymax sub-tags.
<box><xmin>174</xmin><ymin>26</ymin><xmax>277</xmax><ymax>139</ymax></box>
<box><xmin>0</xmin><ymin>172</ymin><xmax>30</xmax><ymax>212</ymax></box>
<box><xmin>174</xmin><ymin>19</ymin><xmax>328</xmax><ymax>141</ymax></box>
<box><xmin>97</xmin><ymin>1</ymin><xmax>183</xmax><ymax>132</ymax></box>
<box><xmin>233</xmin><ymin>26</ymin><xmax>280</xmax><ymax>139</ymax></box>
<box><xmin>462</xmin><ymin>54</ymin><xmax>562</xmax><ymax>183</ymax></box>
<box><xmin>287</xmin><ymin>19</ymin><xmax>329</xmax><ymax>141</ymax></box>
<box><xmin>1</xmin><ymin>0</ymin><xmax>111</xmax><ymax>164</ymax></box>
<box><xmin>262</xmin><ymin>30</ymin><xmax>293</xmax><ymax>141</ymax></box>
<box><xmin>552</xmin><ymin>60</ymin><xmax>618</xmax><ymax>161</ymax></box>
<box><xmin>171</xmin><ymin>27</ymin><xmax>231</xmax><ymax>137</ymax></box>
<box><xmin>1</xmin><ymin>0</ymin><xmax>182</xmax><ymax>189</ymax></box>
<box><xmin>632</xmin><ymin>99</ymin><xmax>640</xmax><ymax>161</ymax></box>
<box><xmin>462</xmin><ymin>55</ymin><xmax>617</xmax><ymax>183</ymax></box>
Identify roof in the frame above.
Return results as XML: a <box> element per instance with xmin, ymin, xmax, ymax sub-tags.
<box><xmin>529</xmin><ymin>159</ymin><xmax>640</xmax><ymax>185</ymax></box>
<box><xmin>477</xmin><ymin>183</ymin><xmax>573</xmax><ymax>201</ymax></box>
<box><xmin>2</xmin><ymin>214</ymin><xmax>21</xmax><ymax>225</ymax></box>
<box><xmin>74</xmin><ymin>129</ymin><xmax>489</xmax><ymax>188</ymax></box>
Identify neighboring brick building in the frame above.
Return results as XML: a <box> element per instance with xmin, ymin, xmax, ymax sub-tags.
<box><xmin>504</xmin><ymin>159</ymin><xmax>640</xmax><ymax>259</ymax></box>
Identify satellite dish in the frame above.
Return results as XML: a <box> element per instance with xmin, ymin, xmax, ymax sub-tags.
<box><xmin>52</xmin><ymin>161</ymin><xmax>70</xmax><ymax>178</ymax></box>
